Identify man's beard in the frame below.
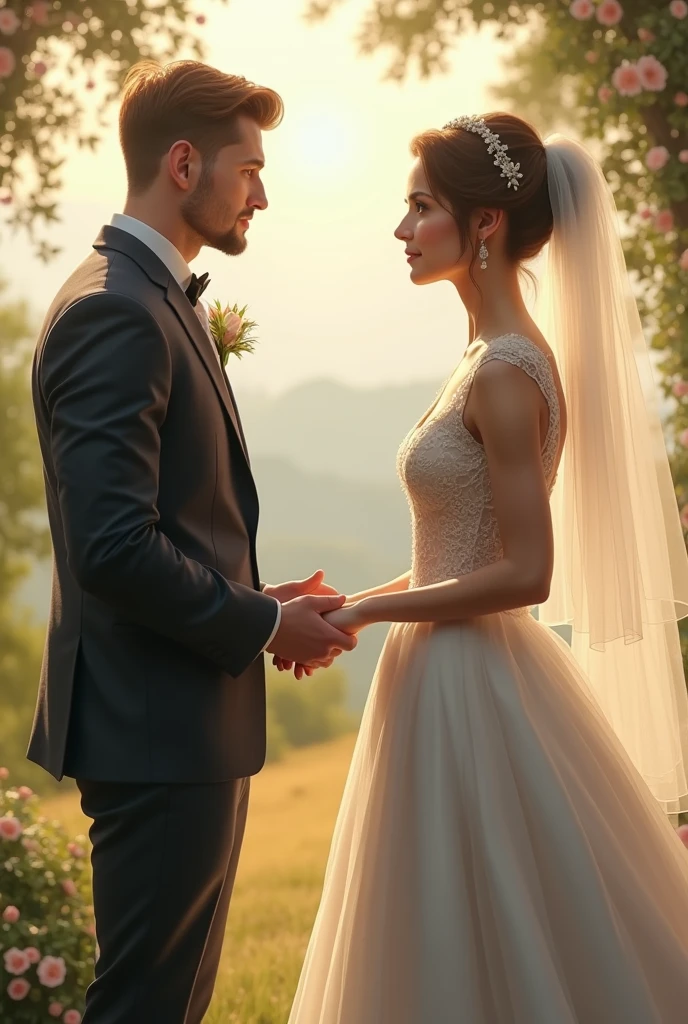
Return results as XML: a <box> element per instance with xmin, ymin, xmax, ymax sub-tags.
<box><xmin>181</xmin><ymin>171</ymin><xmax>250</xmax><ymax>256</ymax></box>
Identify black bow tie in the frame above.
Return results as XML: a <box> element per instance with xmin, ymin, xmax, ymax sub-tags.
<box><xmin>185</xmin><ymin>272</ymin><xmax>210</xmax><ymax>307</ymax></box>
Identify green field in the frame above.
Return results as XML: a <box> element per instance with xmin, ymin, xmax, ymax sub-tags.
<box><xmin>44</xmin><ymin>734</ymin><xmax>358</xmax><ymax>1024</ymax></box>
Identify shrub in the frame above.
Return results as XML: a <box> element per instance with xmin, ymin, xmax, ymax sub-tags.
<box><xmin>0</xmin><ymin>768</ymin><xmax>95</xmax><ymax>1022</ymax></box>
<box><xmin>267</xmin><ymin>665</ymin><xmax>357</xmax><ymax>758</ymax></box>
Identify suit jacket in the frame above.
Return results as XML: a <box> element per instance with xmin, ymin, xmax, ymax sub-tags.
<box><xmin>27</xmin><ymin>225</ymin><xmax>278</xmax><ymax>783</ymax></box>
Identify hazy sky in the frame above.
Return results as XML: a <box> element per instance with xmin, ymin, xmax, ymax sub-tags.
<box><xmin>3</xmin><ymin>0</ymin><xmax>513</xmax><ymax>394</ymax></box>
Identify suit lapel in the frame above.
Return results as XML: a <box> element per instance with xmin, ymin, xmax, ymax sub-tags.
<box><xmin>164</xmin><ymin>281</ymin><xmax>250</xmax><ymax>464</ymax></box>
<box><xmin>93</xmin><ymin>226</ymin><xmax>251</xmax><ymax>468</ymax></box>
<box><xmin>222</xmin><ymin>369</ymin><xmax>251</xmax><ymax>466</ymax></box>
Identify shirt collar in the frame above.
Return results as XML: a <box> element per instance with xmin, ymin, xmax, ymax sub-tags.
<box><xmin>110</xmin><ymin>213</ymin><xmax>193</xmax><ymax>291</ymax></box>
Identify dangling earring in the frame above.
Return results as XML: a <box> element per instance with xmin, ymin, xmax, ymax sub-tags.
<box><xmin>479</xmin><ymin>237</ymin><xmax>489</xmax><ymax>271</ymax></box>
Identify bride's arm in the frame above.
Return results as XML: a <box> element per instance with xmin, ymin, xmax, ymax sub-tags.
<box><xmin>346</xmin><ymin>571</ymin><xmax>412</xmax><ymax>604</ymax></box>
<box><xmin>329</xmin><ymin>361</ymin><xmax>554</xmax><ymax>632</ymax></box>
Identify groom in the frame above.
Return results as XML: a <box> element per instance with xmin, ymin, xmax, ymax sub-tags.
<box><xmin>27</xmin><ymin>60</ymin><xmax>355</xmax><ymax>1023</ymax></box>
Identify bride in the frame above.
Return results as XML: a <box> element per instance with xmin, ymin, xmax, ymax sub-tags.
<box><xmin>283</xmin><ymin>113</ymin><xmax>688</xmax><ymax>1022</ymax></box>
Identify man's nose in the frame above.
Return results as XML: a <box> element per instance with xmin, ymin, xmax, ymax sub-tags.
<box><xmin>250</xmin><ymin>183</ymin><xmax>268</xmax><ymax>212</ymax></box>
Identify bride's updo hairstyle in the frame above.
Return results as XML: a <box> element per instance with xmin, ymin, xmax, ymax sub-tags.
<box><xmin>411</xmin><ymin>112</ymin><xmax>554</xmax><ymax>272</ymax></box>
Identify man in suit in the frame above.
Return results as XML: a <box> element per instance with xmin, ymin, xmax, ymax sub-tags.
<box><xmin>28</xmin><ymin>59</ymin><xmax>355</xmax><ymax>1023</ymax></box>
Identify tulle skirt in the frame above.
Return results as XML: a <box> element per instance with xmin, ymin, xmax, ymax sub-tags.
<box><xmin>288</xmin><ymin>611</ymin><xmax>688</xmax><ymax>1023</ymax></box>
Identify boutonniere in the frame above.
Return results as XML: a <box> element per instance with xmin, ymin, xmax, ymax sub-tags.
<box><xmin>207</xmin><ymin>301</ymin><xmax>259</xmax><ymax>365</ymax></box>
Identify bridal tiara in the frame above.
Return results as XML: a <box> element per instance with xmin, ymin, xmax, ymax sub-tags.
<box><xmin>442</xmin><ymin>115</ymin><xmax>524</xmax><ymax>191</ymax></box>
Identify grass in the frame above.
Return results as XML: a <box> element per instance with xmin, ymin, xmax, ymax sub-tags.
<box><xmin>44</xmin><ymin>733</ymin><xmax>358</xmax><ymax>1024</ymax></box>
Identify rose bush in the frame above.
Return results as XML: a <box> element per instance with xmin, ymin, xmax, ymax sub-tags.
<box><xmin>0</xmin><ymin>768</ymin><xmax>95</xmax><ymax>1022</ymax></box>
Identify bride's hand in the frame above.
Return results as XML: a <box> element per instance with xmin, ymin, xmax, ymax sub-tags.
<box><xmin>323</xmin><ymin>601</ymin><xmax>367</xmax><ymax>635</ymax></box>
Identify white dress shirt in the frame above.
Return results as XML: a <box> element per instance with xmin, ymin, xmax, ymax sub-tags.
<box><xmin>110</xmin><ymin>214</ymin><xmax>281</xmax><ymax>650</ymax></box>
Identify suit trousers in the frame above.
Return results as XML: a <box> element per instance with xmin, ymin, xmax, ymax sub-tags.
<box><xmin>77</xmin><ymin>776</ymin><xmax>250</xmax><ymax>1024</ymax></box>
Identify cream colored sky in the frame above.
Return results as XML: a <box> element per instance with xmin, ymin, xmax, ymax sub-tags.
<box><xmin>4</xmin><ymin>0</ymin><xmax>513</xmax><ymax>394</ymax></box>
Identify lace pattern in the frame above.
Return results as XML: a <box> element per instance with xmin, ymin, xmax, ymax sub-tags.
<box><xmin>397</xmin><ymin>334</ymin><xmax>561</xmax><ymax>607</ymax></box>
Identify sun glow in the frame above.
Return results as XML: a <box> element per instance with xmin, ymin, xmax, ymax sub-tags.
<box><xmin>286</xmin><ymin>107</ymin><xmax>358</xmax><ymax>179</ymax></box>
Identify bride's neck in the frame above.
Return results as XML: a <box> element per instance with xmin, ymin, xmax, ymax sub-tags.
<box><xmin>455</xmin><ymin>263</ymin><xmax>532</xmax><ymax>344</ymax></box>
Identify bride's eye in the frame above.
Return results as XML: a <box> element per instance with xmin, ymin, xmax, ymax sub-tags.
<box><xmin>415</xmin><ymin>201</ymin><xmax>427</xmax><ymax>214</ymax></box>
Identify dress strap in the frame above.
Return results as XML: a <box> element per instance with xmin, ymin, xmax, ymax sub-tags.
<box><xmin>478</xmin><ymin>334</ymin><xmax>559</xmax><ymax>438</ymax></box>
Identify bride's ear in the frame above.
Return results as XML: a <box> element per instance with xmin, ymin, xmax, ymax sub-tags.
<box><xmin>476</xmin><ymin>207</ymin><xmax>503</xmax><ymax>241</ymax></box>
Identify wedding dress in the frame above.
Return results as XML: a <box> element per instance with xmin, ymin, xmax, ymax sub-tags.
<box><xmin>288</xmin><ymin>333</ymin><xmax>688</xmax><ymax>1024</ymax></box>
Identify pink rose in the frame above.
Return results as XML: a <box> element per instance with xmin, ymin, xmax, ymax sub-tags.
<box><xmin>0</xmin><ymin>766</ymin><xmax>8</xmax><ymax>779</ymax></box>
<box><xmin>7</xmin><ymin>978</ymin><xmax>31</xmax><ymax>1001</ymax></box>
<box><xmin>677</xmin><ymin>823</ymin><xmax>688</xmax><ymax>846</ymax></box>
<box><xmin>679</xmin><ymin>150</ymin><xmax>688</xmax><ymax>164</ymax></box>
<box><xmin>21</xmin><ymin>836</ymin><xmax>39</xmax><ymax>851</ymax></box>
<box><xmin>680</xmin><ymin>249</ymin><xmax>688</xmax><ymax>270</ymax></box>
<box><xmin>672</xmin><ymin>380</ymin><xmax>688</xmax><ymax>398</ymax></box>
<box><xmin>17</xmin><ymin>786</ymin><xmax>33</xmax><ymax>799</ymax></box>
<box><xmin>4</xmin><ymin>948</ymin><xmax>31</xmax><ymax>975</ymax></box>
<box><xmin>637</xmin><ymin>27</ymin><xmax>655</xmax><ymax>42</ymax></box>
<box><xmin>585</xmin><ymin>51</ymin><xmax>599</xmax><ymax>64</ymax></box>
<box><xmin>63</xmin><ymin>1011</ymin><xmax>82</xmax><ymax>1024</ymax></box>
<box><xmin>637</xmin><ymin>55</ymin><xmax>668</xmax><ymax>92</ymax></box>
<box><xmin>0</xmin><ymin>9</ymin><xmax>20</xmax><ymax>34</ymax></box>
<box><xmin>670</xmin><ymin>0</ymin><xmax>688</xmax><ymax>18</ymax></box>
<box><xmin>68</xmin><ymin>842</ymin><xmax>86</xmax><ymax>858</ymax></box>
<box><xmin>646</xmin><ymin>146</ymin><xmax>670</xmax><ymax>172</ymax></box>
<box><xmin>29</xmin><ymin>2</ymin><xmax>50</xmax><ymax>26</ymax></box>
<box><xmin>3</xmin><ymin>905</ymin><xmax>20</xmax><ymax>923</ymax></box>
<box><xmin>654</xmin><ymin>210</ymin><xmax>674</xmax><ymax>234</ymax></box>
<box><xmin>0</xmin><ymin>815</ymin><xmax>23</xmax><ymax>841</ymax></box>
<box><xmin>596</xmin><ymin>0</ymin><xmax>623</xmax><ymax>26</ymax></box>
<box><xmin>38</xmin><ymin>955</ymin><xmax>67</xmax><ymax>988</ymax></box>
<box><xmin>49</xmin><ymin>1003</ymin><xmax>64</xmax><ymax>1018</ymax></box>
<box><xmin>62</xmin><ymin>879</ymin><xmax>78</xmax><ymax>898</ymax></box>
<box><xmin>639</xmin><ymin>207</ymin><xmax>653</xmax><ymax>220</ymax></box>
<box><xmin>675</xmin><ymin>92</ymin><xmax>688</xmax><ymax>107</ymax></box>
<box><xmin>679</xmin><ymin>428</ymin><xmax>688</xmax><ymax>447</ymax></box>
<box><xmin>681</xmin><ymin>505</ymin><xmax>688</xmax><ymax>529</ymax></box>
<box><xmin>25</xmin><ymin>946</ymin><xmax>41</xmax><ymax>964</ymax></box>
<box><xmin>86</xmin><ymin>78</ymin><xmax>95</xmax><ymax>90</ymax></box>
<box><xmin>598</xmin><ymin>85</ymin><xmax>614</xmax><ymax>103</ymax></box>
<box><xmin>570</xmin><ymin>0</ymin><xmax>594</xmax><ymax>18</ymax></box>
<box><xmin>196</xmin><ymin>14</ymin><xmax>206</xmax><ymax>24</ymax></box>
<box><xmin>612</xmin><ymin>62</ymin><xmax>642</xmax><ymax>97</ymax></box>
<box><xmin>33</xmin><ymin>60</ymin><xmax>48</xmax><ymax>77</ymax></box>
<box><xmin>0</xmin><ymin>46</ymin><xmax>15</xmax><ymax>78</ymax></box>
<box><xmin>220</xmin><ymin>311</ymin><xmax>243</xmax><ymax>345</ymax></box>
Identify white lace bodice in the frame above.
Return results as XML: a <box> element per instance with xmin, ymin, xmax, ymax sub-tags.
<box><xmin>397</xmin><ymin>334</ymin><xmax>561</xmax><ymax>594</ymax></box>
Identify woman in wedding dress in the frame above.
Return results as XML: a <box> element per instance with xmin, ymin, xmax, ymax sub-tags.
<box><xmin>284</xmin><ymin>114</ymin><xmax>688</xmax><ymax>1023</ymax></box>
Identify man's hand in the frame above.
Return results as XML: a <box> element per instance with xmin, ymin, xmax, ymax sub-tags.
<box><xmin>272</xmin><ymin>599</ymin><xmax>367</xmax><ymax>680</ymax></box>
<box><xmin>263</xmin><ymin>570</ymin><xmax>339</xmax><ymax>605</ymax></box>
<box><xmin>265</xmin><ymin>571</ymin><xmax>342</xmax><ymax>680</ymax></box>
<box><xmin>266</xmin><ymin>593</ymin><xmax>357</xmax><ymax>669</ymax></box>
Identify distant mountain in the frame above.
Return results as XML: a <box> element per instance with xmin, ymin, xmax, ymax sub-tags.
<box><xmin>237</xmin><ymin>377</ymin><xmax>441</xmax><ymax>483</ymax></box>
<box><xmin>253</xmin><ymin>457</ymin><xmax>410</xmax><ymax>565</ymax></box>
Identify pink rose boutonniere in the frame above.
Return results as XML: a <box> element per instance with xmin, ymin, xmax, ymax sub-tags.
<box><xmin>207</xmin><ymin>301</ymin><xmax>258</xmax><ymax>366</ymax></box>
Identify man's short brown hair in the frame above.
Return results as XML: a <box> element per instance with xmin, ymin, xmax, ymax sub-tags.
<box><xmin>119</xmin><ymin>60</ymin><xmax>284</xmax><ymax>192</ymax></box>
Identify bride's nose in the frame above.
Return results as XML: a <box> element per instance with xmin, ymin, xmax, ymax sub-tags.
<box><xmin>395</xmin><ymin>219</ymin><xmax>413</xmax><ymax>241</ymax></box>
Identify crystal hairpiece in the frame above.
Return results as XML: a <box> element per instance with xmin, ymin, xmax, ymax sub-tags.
<box><xmin>442</xmin><ymin>115</ymin><xmax>523</xmax><ymax>191</ymax></box>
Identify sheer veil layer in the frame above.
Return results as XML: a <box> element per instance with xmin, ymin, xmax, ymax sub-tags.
<box><xmin>537</xmin><ymin>135</ymin><xmax>688</xmax><ymax>816</ymax></box>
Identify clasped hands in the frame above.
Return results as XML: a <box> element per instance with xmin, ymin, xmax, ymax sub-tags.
<box><xmin>264</xmin><ymin>571</ymin><xmax>365</xmax><ymax>680</ymax></box>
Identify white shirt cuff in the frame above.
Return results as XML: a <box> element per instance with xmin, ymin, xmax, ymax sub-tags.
<box><xmin>261</xmin><ymin>598</ymin><xmax>282</xmax><ymax>652</ymax></box>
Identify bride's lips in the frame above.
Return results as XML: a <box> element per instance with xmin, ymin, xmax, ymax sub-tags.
<box><xmin>406</xmin><ymin>250</ymin><xmax>421</xmax><ymax>264</ymax></box>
